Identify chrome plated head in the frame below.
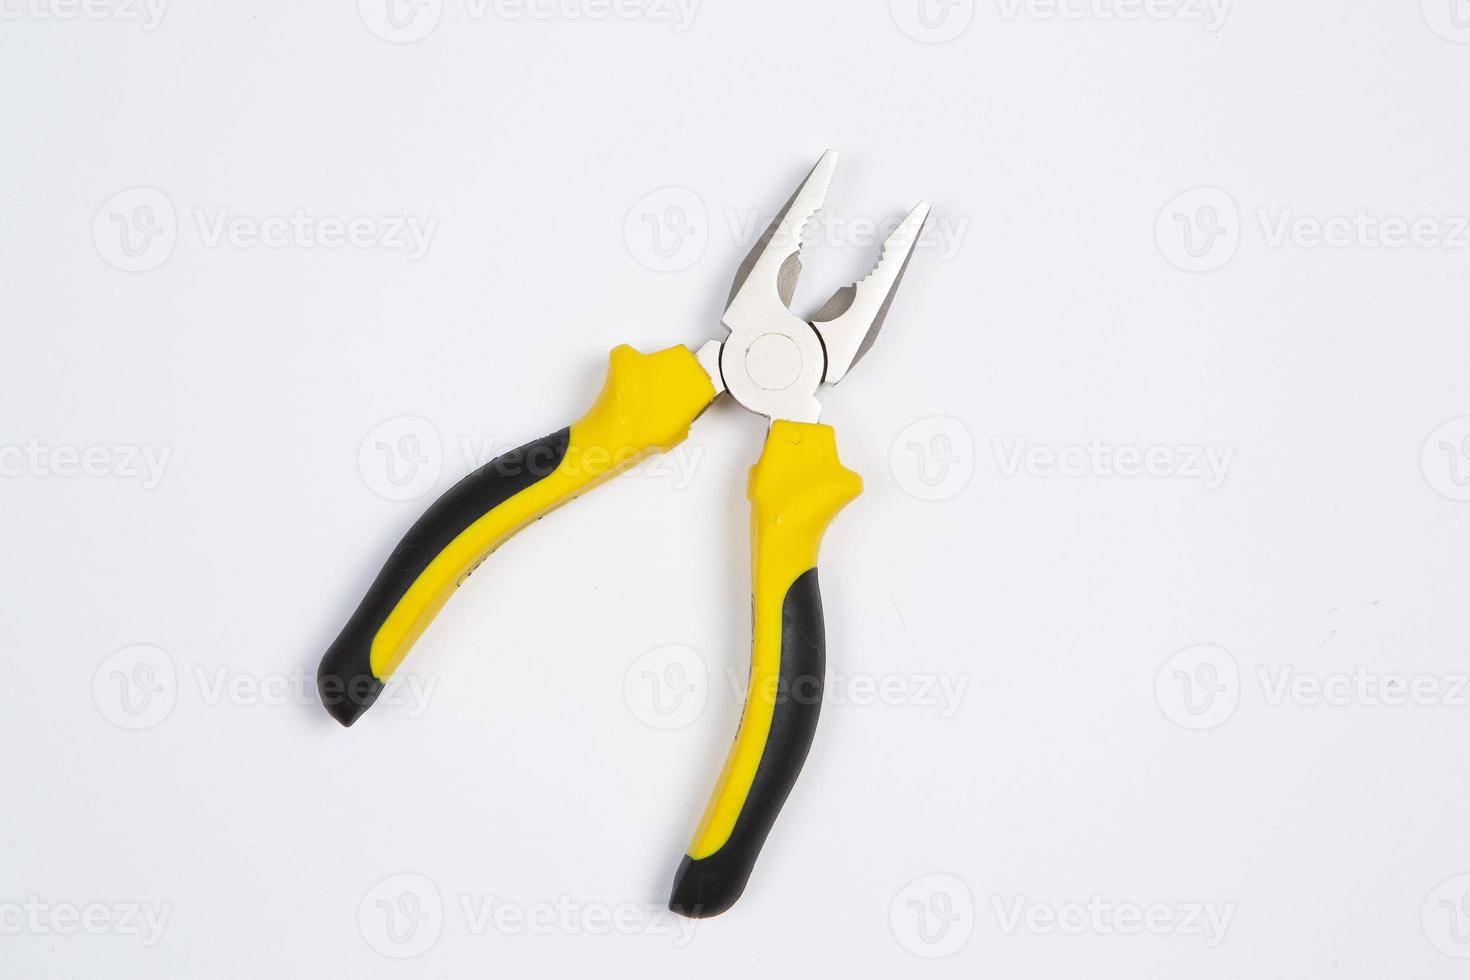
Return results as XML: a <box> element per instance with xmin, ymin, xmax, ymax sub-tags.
<box><xmin>713</xmin><ymin>151</ymin><xmax>928</xmax><ymax>423</ymax></box>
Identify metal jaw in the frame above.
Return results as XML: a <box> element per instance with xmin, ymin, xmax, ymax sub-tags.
<box><xmin>705</xmin><ymin>150</ymin><xmax>930</xmax><ymax>423</ymax></box>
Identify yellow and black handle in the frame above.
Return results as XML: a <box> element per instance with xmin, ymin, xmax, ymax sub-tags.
<box><xmin>318</xmin><ymin>345</ymin><xmax>718</xmax><ymax>725</ymax></box>
<box><xmin>669</xmin><ymin>420</ymin><xmax>862</xmax><ymax>917</ymax></box>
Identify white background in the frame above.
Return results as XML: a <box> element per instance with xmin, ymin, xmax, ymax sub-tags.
<box><xmin>3</xmin><ymin>1</ymin><xmax>1470</xmax><ymax>976</ymax></box>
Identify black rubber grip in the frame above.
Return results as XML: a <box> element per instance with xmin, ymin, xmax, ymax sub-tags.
<box><xmin>668</xmin><ymin>567</ymin><xmax>826</xmax><ymax>918</ymax></box>
<box><xmin>317</xmin><ymin>428</ymin><xmax>571</xmax><ymax>725</ymax></box>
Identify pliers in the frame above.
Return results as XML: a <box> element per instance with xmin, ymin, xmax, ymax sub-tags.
<box><xmin>317</xmin><ymin>151</ymin><xmax>929</xmax><ymax>918</ymax></box>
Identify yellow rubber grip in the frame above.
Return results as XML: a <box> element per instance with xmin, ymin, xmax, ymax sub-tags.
<box><xmin>365</xmin><ymin>344</ymin><xmax>718</xmax><ymax>680</ymax></box>
<box><xmin>685</xmin><ymin>420</ymin><xmax>862</xmax><ymax>860</ymax></box>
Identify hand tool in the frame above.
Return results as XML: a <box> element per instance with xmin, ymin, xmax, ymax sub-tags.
<box><xmin>317</xmin><ymin>150</ymin><xmax>929</xmax><ymax>917</ymax></box>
